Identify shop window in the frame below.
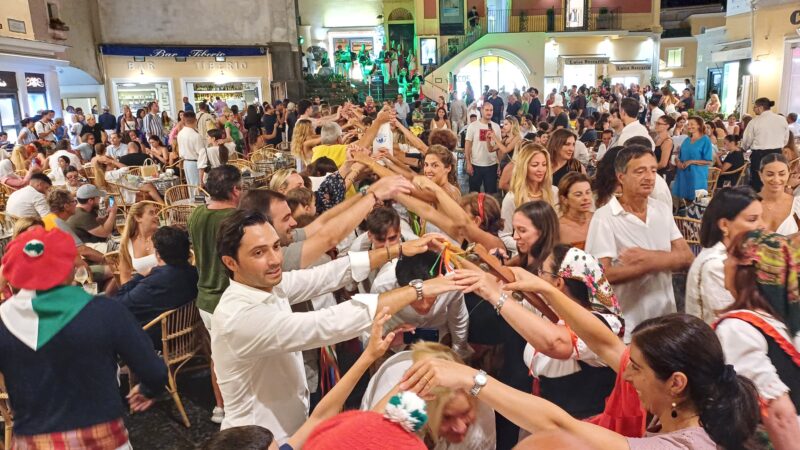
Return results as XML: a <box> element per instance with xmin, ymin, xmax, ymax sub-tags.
<box><xmin>666</xmin><ymin>48</ymin><xmax>683</xmax><ymax>68</ymax></box>
<box><xmin>187</xmin><ymin>81</ymin><xmax>260</xmax><ymax>112</ymax></box>
<box><xmin>455</xmin><ymin>56</ymin><xmax>527</xmax><ymax>102</ymax></box>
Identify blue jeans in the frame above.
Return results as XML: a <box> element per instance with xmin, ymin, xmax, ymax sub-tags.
<box><xmin>469</xmin><ymin>164</ymin><xmax>498</xmax><ymax>194</ymax></box>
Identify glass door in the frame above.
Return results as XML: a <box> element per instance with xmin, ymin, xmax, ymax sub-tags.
<box><xmin>0</xmin><ymin>94</ymin><xmax>21</xmax><ymax>142</ymax></box>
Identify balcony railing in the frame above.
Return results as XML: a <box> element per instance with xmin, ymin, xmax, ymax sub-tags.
<box><xmin>484</xmin><ymin>8</ymin><xmax>621</xmax><ymax>33</ymax></box>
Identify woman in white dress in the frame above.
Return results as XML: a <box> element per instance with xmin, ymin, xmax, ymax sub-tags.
<box><xmin>118</xmin><ymin>201</ymin><xmax>161</xmax><ymax>284</ymax></box>
<box><xmin>430</xmin><ymin>107</ymin><xmax>450</xmax><ymax>131</ymax></box>
<box><xmin>715</xmin><ymin>230</ymin><xmax>800</xmax><ymax>450</ymax></box>
<box><xmin>757</xmin><ymin>153</ymin><xmax>800</xmax><ymax>235</ymax></box>
<box><xmin>685</xmin><ymin>187</ymin><xmax>763</xmax><ymax>323</ymax></box>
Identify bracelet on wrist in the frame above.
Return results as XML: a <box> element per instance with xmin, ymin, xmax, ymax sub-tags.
<box><xmin>494</xmin><ymin>292</ymin><xmax>508</xmax><ymax>315</ymax></box>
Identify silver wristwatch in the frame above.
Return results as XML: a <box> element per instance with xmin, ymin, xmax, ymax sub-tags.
<box><xmin>409</xmin><ymin>279</ymin><xmax>424</xmax><ymax>302</ymax></box>
<box><xmin>470</xmin><ymin>370</ymin><xmax>488</xmax><ymax>397</ymax></box>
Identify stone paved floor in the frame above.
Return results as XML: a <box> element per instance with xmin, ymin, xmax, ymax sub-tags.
<box><xmin>123</xmin><ymin>370</ymin><xmax>219</xmax><ymax>450</ymax></box>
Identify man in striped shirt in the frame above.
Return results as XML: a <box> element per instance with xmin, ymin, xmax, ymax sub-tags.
<box><xmin>141</xmin><ymin>101</ymin><xmax>163</xmax><ymax>142</ymax></box>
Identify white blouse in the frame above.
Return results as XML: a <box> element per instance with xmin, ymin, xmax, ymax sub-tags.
<box><xmin>685</xmin><ymin>241</ymin><xmax>734</xmax><ymax>324</ymax></box>
<box><xmin>716</xmin><ymin>310</ymin><xmax>800</xmax><ymax>401</ymax></box>
<box><xmin>198</xmin><ymin>142</ymin><xmax>236</xmax><ymax>170</ymax></box>
<box><xmin>127</xmin><ymin>240</ymin><xmax>158</xmax><ymax>276</ymax></box>
<box><xmin>775</xmin><ymin>196</ymin><xmax>800</xmax><ymax>236</ymax></box>
<box><xmin>523</xmin><ymin>312</ymin><xmax>622</xmax><ymax>379</ymax></box>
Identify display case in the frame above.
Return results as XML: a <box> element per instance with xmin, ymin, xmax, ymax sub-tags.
<box><xmin>187</xmin><ymin>81</ymin><xmax>260</xmax><ymax>111</ymax></box>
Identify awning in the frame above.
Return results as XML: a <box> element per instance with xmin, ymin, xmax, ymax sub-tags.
<box><xmin>711</xmin><ymin>40</ymin><xmax>751</xmax><ymax>63</ymax></box>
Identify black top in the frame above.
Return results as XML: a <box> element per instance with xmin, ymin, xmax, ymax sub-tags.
<box><xmin>488</xmin><ymin>96</ymin><xmax>504</xmax><ymax>124</ymax></box>
<box><xmin>580</xmin><ymin>129</ymin><xmax>598</xmax><ymax>143</ymax></box>
<box><xmin>261</xmin><ymin>113</ymin><xmax>283</xmax><ymax>146</ymax></box>
<box><xmin>530</xmin><ymin>98</ymin><xmax>542</xmax><ymax>118</ymax></box>
<box><xmin>554</xmin><ymin>112</ymin><xmax>570</xmax><ymax>130</ymax></box>
<box><xmin>571</xmin><ymin>95</ymin><xmax>587</xmax><ymax>117</ymax></box>
<box><xmin>0</xmin><ymin>297</ymin><xmax>167</xmax><ymax>435</ymax></box>
<box><xmin>654</xmin><ymin>139</ymin><xmax>672</xmax><ymax>176</ymax></box>
<box><xmin>552</xmin><ymin>161</ymin><xmax>575</xmax><ymax>186</ymax></box>
<box><xmin>506</xmin><ymin>102</ymin><xmax>521</xmax><ymax>118</ymax></box>
<box><xmin>717</xmin><ymin>151</ymin><xmax>745</xmax><ymax>187</ymax></box>
<box><xmin>754</xmin><ymin>322</ymin><xmax>800</xmax><ymax>411</ymax></box>
<box><xmin>97</xmin><ymin>112</ymin><xmax>117</xmax><ymax>130</ymax></box>
<box><xmin>119</xmin><ymin>152</ymin><xmax>150</xmax><ymax>167</ymax></box>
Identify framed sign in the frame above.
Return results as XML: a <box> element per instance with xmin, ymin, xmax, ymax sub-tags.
<box><xmin>420</xmin><ymin>38</ymin><xmax>437</xmax><ymax>65</ymax></box>
<box><xmin>439</xmin><ymin>0</ymin><xmax>464</xmax><ymax>36</ymax></box>
<box><xmin>25</xmin><ymin>73</ymin><xmax>46</xmax><ymax>93</ymax></box>
<box><xmin>7</xmin><ymin>19</ymin><xmax>26</xmax><ymax>34</ymax></box>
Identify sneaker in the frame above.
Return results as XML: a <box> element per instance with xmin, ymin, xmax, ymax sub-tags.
<box><xmin>211</xmin><ymin>406</ymin><xmax>224</xmax><ymax>424</ymax></box>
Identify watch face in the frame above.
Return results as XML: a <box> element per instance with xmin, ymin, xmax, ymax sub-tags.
<box><xmin>475</xmin><ymin>372</ymin><xmax>487</xmax><ymax>386</ymax></box>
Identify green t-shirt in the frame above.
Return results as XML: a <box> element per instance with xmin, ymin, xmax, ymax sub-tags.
<box><xmin>188</xmin><ymin>205</ymin><xmax>235</xmax><ymax>313</ymax></box>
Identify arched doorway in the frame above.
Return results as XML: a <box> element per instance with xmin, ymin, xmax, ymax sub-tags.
<box><xmin>455</xmin><ymin>55</ymin><xmax>528</xmax><ymax>102</ymax></box>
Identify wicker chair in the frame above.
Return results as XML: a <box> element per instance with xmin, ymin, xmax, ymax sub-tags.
<box><xmin>165</xmin><ymin>158</ymin><xmax>185</xmax><ymax>183</ymax></box>
<box><xmin>104</xmin><ymin>251</ymin><xmax>121</xmax><ymax>286</ymax></box>
<box><xmin>164</xmin><ymin>185</ymin><xmax>208</xmax><ymax>206</ymax></box>
<box><xmin>139</xmin><ymin>303</ymin><xmax>209</xmax><ymax>427</ymax></box>
<box><xmin>675</xmin><ymin>216</ymin><xmax>703</xmax><ymax>256</ymax></box>
<box><xmin>159</xmin><ymin>204</ymin><xmax>196</xmax><ymax>228</ymax></box>
<box><xmin>126</xmin><ymin>166</ymin><xmax>143</xmax><ymax>178</ymax></box>
<box><xmin>0</xmin><ymin>372</ymin><xmax>12</xmax><ymax>449</ymax></box>
<box><xmin>719</xmin><ymin>161</ymin><xmax>749</xmax><ymax>188</ymax></box>
<box><xmin>230</xmin><ymin>160</ymin><xmax>254</xmax><ymax>172</ymax></box>
<box><xmin>707</xmin><ymin>167</ymin><xmax>722</xmax><ymax>197</ymax></box>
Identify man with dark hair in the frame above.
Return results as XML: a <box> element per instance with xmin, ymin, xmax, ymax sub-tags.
<box><xmin>211</xmin><ymin>209</ymin><xmax>459</xmax><ymax>443</ymax></box>
<box><xmin>113</xmin><ymin>226</ymin><xmax>198</xmax><ymax>346</ymax></box>
<box><xmin>141</xmin><ymin>101</ymin><xmax>163</xmax><ymax>141</ymax></box>
<box><xmin>615</xmin><ymin>97</ymin><xmax>653</xmax><ymax>148</ymax></box>
<box><xmin>580</xmin><ymin>116</ymin><xmax>598</xmax><ymax>143</ymax></box>
<box><xmin>586</xmin><ymin>144</ymin><xmax>693</xmax><ymax>342</ymax></box>
<box><xmin>787</xmin><ymin>112</ymin><xmax>799</xmax><ymax>137</ymax></box>
<box><xmin>187</xmin><ymin>164</ymin><xmax>242</xmax><ymax>423</ymax></box>
<box><xmin>647</xmin><ymin>96</ymin><xmax>664</xmax><ymax>130</ymax></box>
<box><xmin>177</xmin><ymin>110</ymin><xmax>205</xmax><ymax>187</ymax></box>
<box><xmin>196</xmin><ymin>102</ymin><xmax>217</xmax><ymax>138</ymax></box>
<box><xmin>742</xmin><ymin>97</ymin><xmax>789</xmax><ymax>191</ymax></box>
<box><xmin>6</xmin><ymin>173</ymin><xmax>52</xmax><ymax>218</ymax></box>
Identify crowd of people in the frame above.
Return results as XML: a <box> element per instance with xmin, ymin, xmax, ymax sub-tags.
<box><xmin>0</xmin><ymin>79</ymin><xmax>798</xmax><ymax>450</ymax></box>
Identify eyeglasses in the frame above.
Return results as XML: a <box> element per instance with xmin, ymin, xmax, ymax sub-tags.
<box><xmin>536</xmin><ymin>268</ymin><xmax>559</xmax><ymax>278</ymax></box>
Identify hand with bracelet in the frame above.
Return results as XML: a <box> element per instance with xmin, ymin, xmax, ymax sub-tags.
<box><xmin>451</xmin><ymin>269</ymin><xmax>510</xmax><ymax>314</ymax></box>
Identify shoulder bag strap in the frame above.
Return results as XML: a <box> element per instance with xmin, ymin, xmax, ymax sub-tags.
<box><xmin>714</xmin><ymin>311</ymin><xmax>800</xmax><ymax>367</ymax></box>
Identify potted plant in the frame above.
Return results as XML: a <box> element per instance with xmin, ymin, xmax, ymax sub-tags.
<box><xmin>546</xmin><ymin>7</ymin><xmax>555</xmax><ymax>32</ymax></box>
<box><xmin>597</xmin><ymin>7</ymin><xmax>611</xmax><ymax>30</ymax></box>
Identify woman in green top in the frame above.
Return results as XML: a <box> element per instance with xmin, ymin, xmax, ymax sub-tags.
<box><xmin>220</xmin><ymin>109</ymin><xmax>244</xmax><ymax>153</ymax></box>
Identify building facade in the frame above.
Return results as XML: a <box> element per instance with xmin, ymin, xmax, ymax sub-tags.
<box><xmin>0</xmin><ymin>0</ymin><xmax>70</xmax><ymax>140</ymax></box>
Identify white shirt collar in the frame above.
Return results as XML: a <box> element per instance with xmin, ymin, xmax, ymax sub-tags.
<box><xmin>226</xmin><ymin>278</ymin><xmax>275</xmax><ymax>304</ymax></box>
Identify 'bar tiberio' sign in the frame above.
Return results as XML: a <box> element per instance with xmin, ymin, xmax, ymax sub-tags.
<box><xmin>99</xmin><ymin>45</ymin><xmax>267</xmax><ymax>57</ymax></box>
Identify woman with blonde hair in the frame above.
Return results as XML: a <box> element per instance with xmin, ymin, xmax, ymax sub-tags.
<box><xmin>705</xmin><ymin>93</ymin><xmax>721</xmax><ymax>113</ymax></box>
<box><xmin>118</xmin><ymin>201</ymin><xmax>161</xmax><ymax>284</ymax></box>
<box><xmin>361</xmin><ymin>341</ymin><xmax>496</xmax><ymax>449</ymax></box>
<box><xmin>491</xmin><ymin>116</ymin><xmax>523</xmax><ymax>168</ymax></box>
<box><xmin>10</xmin><ymin>145</ymin><xmax>29</xmax><ymax>171</ymax></box>
<box><xmin>501</xmin><ymin>142</ymin><xmax>557</xmax><ymax>236</ymax></box>
<box><xmin>268</xmin><ymin>168</ymin><xmax>305</xmax><ymax>194</ymax></box>
<box><xmin>290</xmin><ymin>119</ymin><xmax>320</xmax><ymax>167</ymax></box>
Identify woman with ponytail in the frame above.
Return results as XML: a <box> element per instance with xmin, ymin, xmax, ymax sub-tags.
<box><xmin>715</xmin><ymin>230</ymin><xmax>800</xmax><ymax>449</ymax></box>
<box><xmin>403</xmin><ymin>265</ymin><xmax>760</xmax><ymax>449</ymax></box>
<box><xmin>199</xmin><ymin>128</ymin><xmax>236</xmax><ymax>185</ymax></box>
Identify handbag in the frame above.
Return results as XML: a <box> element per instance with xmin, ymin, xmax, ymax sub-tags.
<box><xmin>141</xmin><ymin>159</ymin><xmax>159</xmax><ymax>177</ymax></box>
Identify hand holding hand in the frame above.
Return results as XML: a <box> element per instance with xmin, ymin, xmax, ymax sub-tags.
<box><xmin>369</xmin><ymin>175</ymin><xmax>413</xmax><ymax>201</ymax></box>
<box><xmin>399</xmin><ymin>358</ymin><xmax>475</xmax><ymax>398</ymax></box>
<box><xmin>504</xmin><ymin>266</ymin><xmax>554</xmax><ymax>294</ymax></box>
<box><xmin>452</xmin><ymin>269</ymin><xmax>503</xmax><ymax>300</ymax></box>
<box><xmin>412</xmin><ymin>175</ymin><xmax>439</xmax><ymax>192</ymax></box>
<box><xmin>401</xmin><ymin>235</ymin><xmax>435</xmax><ymax>257</ymax></box>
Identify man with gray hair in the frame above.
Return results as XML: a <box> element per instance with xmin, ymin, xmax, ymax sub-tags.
<box><xmin>585</xmin><ymin>144</ymin><xmax>693</xmax><ymax>342</ymax></box>
<box><xmin>310</xmin><ymin>122</ymin><xmax>346</xmax><ymax>166</ymax></box>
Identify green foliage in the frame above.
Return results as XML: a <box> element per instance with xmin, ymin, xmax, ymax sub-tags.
<box><xmin>687</xmin><ymin>109</ymin><xmax>719</xmax><ymax>122</ymax></box>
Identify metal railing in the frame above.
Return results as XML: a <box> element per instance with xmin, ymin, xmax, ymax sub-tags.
<box><xmin>485</xmin><ymin>8</ymin><xmax>621</xmax><ymax>33</ymax></box>
<box><xmin>432</xmin><ymin>23</ymin><xmax>488</xmax><ymax>68</ymax></box>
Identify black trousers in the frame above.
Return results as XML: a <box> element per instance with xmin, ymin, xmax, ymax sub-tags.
<box><xmin>749</xmin><ymin>148</ymin><xmax>783</xmax><ymax>192</ymax></box>
<box><xmin>469</xmin><ymin>164</ymin><xmax>499</xmax><ymax>194</ymax></box>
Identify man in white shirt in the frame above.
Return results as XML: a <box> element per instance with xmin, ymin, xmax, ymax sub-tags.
<box><xmin>742</xmin><ymin>97</ymin><xmax>790</xmax><ymax>192</ymax></box>
<box><xmin>615</xmin><ymin>97</ymin><xmax>654</xmax><ymax>149</ymax></box>
<box><xmin>585</xmin><ymin>145</ymin><xmax>693</xmax><ymax>342</ymax></box>
<box><xmin>647</xmin><ymin>97</ymin><xmax>664</xmax><ymax>131</ymax></box>
<box><xmin>34</xmin><ymin>110</ymin><xmax>56</xmax><ymax>145</ymax></box>
<box><xmin>393</xmin><ymin>95</ymin><xmax>410</xmax><ymax>126</ymax></box>
<box><xmin>465</xmin><ymin>102</ymin><xmax>501</xmax><ymax>193</ymax></box>
<box><xmin>450</xmin><ymin>95</ymin><xmax>468</xmax><ymax>132</ymax></box>
<box><xmin>211</xmin><ymin>209</ymin><xmax>459</xmax><ymax>444</ymax></box>
<box><xmin>596</xmin><ymin>129</ymin><xmax>614</xmax><ymax>160</ymax></box>
<box><xmin>47</xmin><ymin>143</ymin><xmax>81</xmax><ymax>169</ymax></box>
<box><xmin>787</xmin><ymin>112</ymin><xmax>800</xmax><ymax>138</ymax></box>
<box><xmin>177</xmin><ymin>111</ymin><xmax>205</xmax><ymax>187</ymax></box>
<box><xmin>105</xmin><ymin>132</ymin><xmax>128</xmax><ymax>160</ymax></box>
<box><xmin>6</xmin><ymin>174</ymin><xmax>52</xmax><ymax>219</ymax></box>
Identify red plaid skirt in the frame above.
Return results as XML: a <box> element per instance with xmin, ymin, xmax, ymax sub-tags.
<box><xmin>13</xmin><ymin>418</ymin><xmax>129</xmax><ymax>450</ymax></box>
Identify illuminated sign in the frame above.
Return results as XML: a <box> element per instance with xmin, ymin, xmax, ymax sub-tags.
<box><xmin>100</xmin><ymin>45</ymin><xmax>266</xmax><ymax>58</ymax></box>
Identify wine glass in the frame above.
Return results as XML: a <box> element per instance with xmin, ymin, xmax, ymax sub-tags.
<box><xmin>74</xmin><ymin>266</ymin><xmax>89</xmax><ymax>286</ymax></box>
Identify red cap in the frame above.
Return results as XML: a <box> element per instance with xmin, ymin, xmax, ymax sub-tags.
<box><xmin>304</xmin><ymin>410</ymin><xmax>426</xmax><ymax>450</ymax></box>
<box><xmin>2</xmin><ymin>226</ymin><xmax>77</xmax><ymax>291</ymax></box>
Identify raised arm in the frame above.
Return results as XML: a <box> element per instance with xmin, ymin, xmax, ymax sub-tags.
<box><xmin>394</xmin><ymin>119</ymin><xmax>428</xmax><ymax>153</ymax></box>
<box><xmin>399</xmin><ymin>358</ymin><xmax>628</xmax><ymax>449</ymax></box>
<box><xmin>505</xmin><ymin>267</ymin><xmax>626</xmax><ymax>370</ymax></box>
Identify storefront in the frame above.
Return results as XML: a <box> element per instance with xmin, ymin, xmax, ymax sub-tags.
<box><xmin>561</xmin><ymin>56</ymin><xmax>609</xmax><ymax>89</ymax></box>
<box><xmin>0</xmin><ymin>51</ymin><xmax>66</xmax><ymax>141</ymax></box>
<box><xmin>610</xmin><ymin>61</ymin><xmax>651</xmax><ymax>88</ymax></box>
<box><xmin>99</xmin><ymin>45</ymin><xmax>271</xmax><ymax>117</ymax></box>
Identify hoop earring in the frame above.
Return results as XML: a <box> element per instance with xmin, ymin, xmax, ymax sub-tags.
<box><xmin>671</xmin><ymin>402</ymin><xmax>678</xmax><ymax>419</ymax></box>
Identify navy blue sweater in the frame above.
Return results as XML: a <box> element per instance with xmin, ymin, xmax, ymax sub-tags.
<box><xmin>0</xmin><ymin>297</ymin><xmax>167</xmax><ymax>435</ymax></box>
